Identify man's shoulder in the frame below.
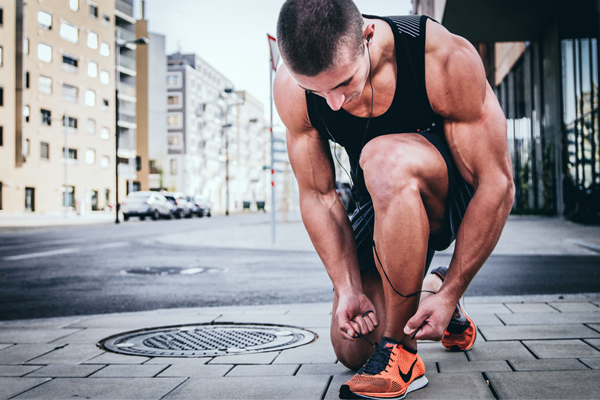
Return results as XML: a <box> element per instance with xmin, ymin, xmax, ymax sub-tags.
<box><xmin>274</xmin><ymin>64</ymin><xmax>316</xmax><ymax>136</ymax></box>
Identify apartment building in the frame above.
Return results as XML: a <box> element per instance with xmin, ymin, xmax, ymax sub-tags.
<box><xmin>1</xmin><ymin>0</ymin><xmax>116</xmax><ymax>213</ymax></box>
<box><xmin>413</xmin><ymin>0</ymin><xmax>600</xmax><ymax>222</ymax></box>
<box><xmin>114</xmin><ymin>0</ymin><xmax>139</xmax><ymax>196</ymax></box>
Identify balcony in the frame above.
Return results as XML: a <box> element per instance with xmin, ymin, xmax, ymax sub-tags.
<box><xmin>118</xmin><ymin>113</ymin><xmax>136</xmax><ymax>124</ymax></box>
<box><xmin>119</xmin><ymin>55</ymin><xmax>136</xmax><ymax>71</ymax></box>
<box><xmin>116</xmin><ymin>0</ymin><xmax>134</xmax><ymax>17</ymax></box>
<box><xmin>116</xmin><ymin>27</ymin><xmax>135</xmax><ymax>43</ymax></box>
<box><xmin>117</xmin><ymin>82</ymin><xmax>136</xmax><ymax>98</ymax></box>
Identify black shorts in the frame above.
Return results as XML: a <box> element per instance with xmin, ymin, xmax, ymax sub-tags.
<box><xmin>350</xmin><ymin>131</ymin><xmax>474</xmax><ymax>273</ymax></box>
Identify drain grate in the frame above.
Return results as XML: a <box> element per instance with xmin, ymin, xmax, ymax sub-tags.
<box><xmin>100</xmin><ymin>324</ymin><xmax>316</xmax><ymax>357</ymax></box>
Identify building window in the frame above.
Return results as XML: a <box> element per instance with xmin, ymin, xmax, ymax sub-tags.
<box><xmin>87</xmin><ymin>61</ymin><xmax>98</xmax><ymax>77</ymax></box>
<box><xmin>99</xmin><ymin>42</ymin><xmax>109</xmax><ymax>57</ymax></box>
<box><xmin>100</xmin><ymin>70</ymin><xmax>109</xmax><ymax>84</ymax></box>
<box><xmin>63</xmin><ymin>147</ymin><xmax>77</xmax><ymax>160</ymax></box>
<box><xmin>62</xmin><ymin>84</ymin><xmax>78</xmax><ymax>103</ymax></box>
<box><xmin>0</xmin><ymin>126</ymin><xmax>3</xmax><ymax>146</ymax></box>
<box><xmin>85</xmin><ymin>149</ymin><xmax>95</xmax><ymax>164</ymax></box>
<box><xmin>24</xmin><ymin>38</ymin><xmax>29</xmax><ymax>55</ymax></box>
<box><xmin>102</xmin><ymin>99</ymin><xmax>109</xmax><ymax>108</ymax></box>
<box><xmin>168</xmin><ymin>135</ymin><xmax>181</xmax><ymax>146</ymax></box>
<box><xmin>89</xmin><ymin>3</ymin><xmax>98</xmax><ymax>18</ymax></box>
<box><xmin>63</xmin><ymin>115</ymin><xmax>77</xmax><ymax>129</ymax></box>
<box><xmin>85</xmin><ymin>90</ymin><xmax>95</xmax><ymax>106</ymax></box>
<box><xmin>23</xmin><ymin>105</ymin><xmax>30</xmax><ymax>122</ymax></box>
<box><xmin>102</xmin><ymin>13</ymin><xmax>110</xmax><ymax>25</ymax></box>
<box><xmin>38</xmin><ymin>76</ymin><xmax>52</xmax><ymax>95</ymax></box>
<box><xmin>38</xmin><ymin>11</ymin><xmax>52</xmax><ymax>30</ymax></box>
<box><xmin>0</xmin><ymin>86</ymin><xmax>3</xmax><ymax>106</ymax></box>
<box><xmin>167</xmin><ymin>73</ymin><xmax>181</xmax><ymax>87</ymax></box>
<box><xmin>101</xmin><ymin>156</ymin><xmax>109</xmax><ymax>168</ymax></box>
<box><xmin>40</xmin><ymin>109</ymin><xmax>51</xmax><ymax>126</ymax></box>
<box><xmin>40</xmin><ymin>142</ymin><xmax>49</xmax><ymax>160</ymax></box>
<box><xmin>100</xmin><ymin>127</ymin><xmax>109</xmax><ymax>139</ymax></box>
<box><xmin>0</xmin><ymin>46</ymin><xmax>3</xmax><ymax>67</ymax></box>
<box><xmin>170</xmin><ymin>159</ymin><xmax>177</xmax><ymax>175</ymax></box>
<box><xmin>168</xmin><ymin>94</ymin><xmax>182</xmax><ymax>107</ymax></box>
<box><xmin>62</xmin><ymin>53</ymin><xmax>78</xmax><ymax>73</ymax></box>
<box><xmin>167</xmin><ymin>114</ymin><xmax>182</xmax><ymax>127</ymax></box>
<box><xmin>25</xmin><ymin>139</ymin><xmax>30</xmax><ymax>157</ymax></box>
<box><xmin>25</xmin><ymin>187</ymin><xmax>35</xmax><ymax>212</ymax></box>
<box><xmin>87</xmin><ymin>31</ymin><xmax>98</xmax><ymax>49</ymax></box>
<box><xmin>87</xmin><ymin>119</ymin><xmax>96</xmax><ymax>134</ymax></box>
<box><xmin>70</xmin><ymin>0</ymin><xmax>79</xmax><ymax>11</ymax></box>
<box><xmin>37</xmin><ymin>43</ymin><xmax>52</xmax><ymax>63</ymax></box>
<box><xmin>26</xmin><ymin>71</ymin><xmax>30</xmax><ymax>88</ymax></box>
<box><xmin>0</xmin><ymin>182</ymin><xmax>2</xmax><ymax>210</ymax></box>
<box><xmin>60</xmin><ymin>21</ymin><xmax>79</xmax><ymax>43</ymax></box>
<box><xmin>0</xmin><ymin>6</ymin><xmax>3</xmax><ymax>27</ymax></box>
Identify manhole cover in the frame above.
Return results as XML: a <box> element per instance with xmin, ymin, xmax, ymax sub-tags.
<box><xmin>100</xmin><ymin>323</ymin><xmax>317</xmax><ymax>357</ymax></box>
<box><xmin>121</xmin><ymin>267</ymin><xmax>222</xmax><ymax>276</ymax></box>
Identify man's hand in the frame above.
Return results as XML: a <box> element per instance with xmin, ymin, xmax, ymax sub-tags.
<box><xmin>403</xmin><ymin>292</ymin><xmax>455</xmax><ymax>341</ymax></box>
<box><xmin>335</xmin><ymin>293</ymin><xmax>379</xmax><ymax>341</ymax></box>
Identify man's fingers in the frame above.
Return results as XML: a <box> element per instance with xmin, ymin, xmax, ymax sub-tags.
<box><xmin>404</xmin><ymin>309</ymin><xmax>428</xmax><ymax>335</ymax></box>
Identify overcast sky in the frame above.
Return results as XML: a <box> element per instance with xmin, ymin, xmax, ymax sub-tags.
<box><xmin>135</xmin><ymin>0</ymin><xmax>412</xmax><ymax>123</ymax></box>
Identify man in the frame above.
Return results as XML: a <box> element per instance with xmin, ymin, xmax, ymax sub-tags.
<box><xmin>274</xmin><ymin>0</ymin><xmax>514</xmax><ymax>398</ymax></box>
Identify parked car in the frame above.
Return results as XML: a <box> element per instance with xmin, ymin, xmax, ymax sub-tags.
<box><xmin>163</xmin><ymin>192</ymin><xmax>193</xmax><ymax>219</ymax></box>
<box><xmin>121</xmin><ymin>191</ymin><xmax>173</xmax><ymax>221</ymax></box>
<box><xmin>194</xmin><ymin>196</ymin><xmax>212</xmax><ymax>217</ymax></box>
<box><xmin>186</xmin><ymin>196</ymin><xmax>210</xmax><ymax>217</ymax></box>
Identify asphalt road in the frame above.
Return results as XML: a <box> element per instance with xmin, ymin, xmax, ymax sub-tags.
<box><xmin>1</xmin><ymin>215</ymin><xmax>599</xmax><ymax>321</ymax></box>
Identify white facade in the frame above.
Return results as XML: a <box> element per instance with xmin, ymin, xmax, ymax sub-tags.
<box><xmin>163</xmin><ymin>53</ymin><xmax>269</xmax><ymax>212</ymax></box>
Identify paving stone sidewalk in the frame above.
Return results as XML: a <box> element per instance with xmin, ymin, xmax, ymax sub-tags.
<box><xmin>1</xmin><ymin>296</ymin><xmax>600</xmax><ymax>399</ymax></box>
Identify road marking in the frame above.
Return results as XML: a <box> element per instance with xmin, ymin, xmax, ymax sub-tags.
<box><xmin>0</xmin><ymin>238</ymin><xmax>87</xmax><ymax>250</ymax></box>
<box><xmin>3</xmin><ymin>242</ymin><xmax>130</xmax><ymax>261</ymax></box>
<box><xmin>96</xmin><ymin>242</ymin><xmax>129</xmax><ymax>249</ymax></box>
<box><xmin>4</xmin><ymin>248</ymin><xmax>79</xmax><ymax>261</ymax></box>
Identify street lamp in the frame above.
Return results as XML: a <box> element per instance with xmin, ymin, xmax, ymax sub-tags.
<box><xmin>114</xmin><ymin>36</ymin><xmax>149</xmax><ymax>224</ymax></box>
<box><xmin>218</xmin><ymin>88</ymin><xmax>244</xmax><ymax>216</ymax></box>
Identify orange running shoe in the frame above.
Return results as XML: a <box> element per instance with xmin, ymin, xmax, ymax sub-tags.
<box><xmin>430</xmin><ymin>267</ymin><xmax>477</xmax><ymax>352</ymax></box>
<box><xmin>441</xmin><ymin>300</ymin><xmax>477</xmax><ymax>351</ymax></box>
<box><xmin>339</xmin><ymin>338</ymin><xmax>428</xmax><ymax>399</ymax></box>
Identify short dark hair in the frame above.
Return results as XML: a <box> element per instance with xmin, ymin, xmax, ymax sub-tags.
<box><xmin>277</xmin><ymin>0</ymin><xmax>364</xmax><ymax>77</ymax></box>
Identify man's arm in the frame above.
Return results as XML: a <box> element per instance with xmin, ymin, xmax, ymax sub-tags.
<box><xmin>274</xmin><ymin>65</ymin><xmax>379</xmax><ymax>340</ymax></box>
<box><xmin>405</xmin><ymin>21</ymin><xmax>515</xmax><ymax>340</ymax></box>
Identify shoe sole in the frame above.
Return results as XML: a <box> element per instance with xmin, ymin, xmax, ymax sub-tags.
<box><xmin>444</xmin><ymin>297</ymin><xmax>477</xmax><ymax>352</ymax></box>
<box><xmin>339</xmin><ymin>375</ymin><xmax>429</xmax><ymax>399</ymax></box>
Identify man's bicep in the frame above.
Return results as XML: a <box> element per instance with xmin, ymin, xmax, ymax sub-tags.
<box><xmin>286</xmin><ymin>129</ymin><xmax>336</xmax><ymax>196</ymax></box>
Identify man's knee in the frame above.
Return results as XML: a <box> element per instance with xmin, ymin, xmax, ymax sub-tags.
<box><xmin>360</xmin><ymin>136</ymin><xmax>422</xmax><ymax>207</ymax></box>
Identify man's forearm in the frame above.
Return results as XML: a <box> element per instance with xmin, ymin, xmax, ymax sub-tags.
<box><xmin>440</xmin><ymin>180</ymin><xmax>514</xmax><ymax>303</ymax></box>
<box><xmin>299</xmin><ymin>191</ymin><xmax>363</xmax><ymax>296</ymax></box>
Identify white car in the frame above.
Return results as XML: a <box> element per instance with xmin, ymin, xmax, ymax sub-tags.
<box><xmin>121</xmin><ymin>192</ymin><xmax>173</xmax><ymax>221</ymax></box>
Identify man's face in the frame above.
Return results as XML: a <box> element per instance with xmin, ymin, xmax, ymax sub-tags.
<box><xmin>290</xmin><ymin>45</ymin><xmax>370</xmax><ymax>111</ymax></box>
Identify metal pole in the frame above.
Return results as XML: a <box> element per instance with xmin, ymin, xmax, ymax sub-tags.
<box><xmin>270</xmin><ymin>63</ymin><xmax>275</xmax><ymax>244</ymax></box>
<box><xmin>115</xmin><ymin>42</ymin><xmax>121</xmax><ymax>224</ymax></box>
<box><xmin>225</xmin><ymin>125</ymin><xmax>230</xmax><ymax>216</ymax></box>
<box><xmin>64</xmin><ymin>111</ymin><xmax>68</xmax><ymax>218</ymax></box>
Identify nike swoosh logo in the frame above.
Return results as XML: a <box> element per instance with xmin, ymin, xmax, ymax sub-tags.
<box><xmin>399</xmin><ymin>359</ymin><xmax>417</xmax><ymax>383</ymax></box>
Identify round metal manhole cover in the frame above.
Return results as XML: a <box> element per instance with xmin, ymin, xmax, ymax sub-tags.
<box><xmin>100</xmin><ymin>323</ymin><xmax>317</xmax><ymax>357</ymax></box>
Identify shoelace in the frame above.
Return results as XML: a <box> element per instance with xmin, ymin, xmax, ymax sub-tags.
<box><xmin>358</xmin><ymin>341</ymin><xmax>394</xmax><ymax>375</ymax></box>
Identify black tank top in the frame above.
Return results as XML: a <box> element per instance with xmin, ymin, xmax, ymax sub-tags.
<box><xmin>306</xmin><ymin>15</ymin><xmax>444</xmax><ymax>198</ymax></box>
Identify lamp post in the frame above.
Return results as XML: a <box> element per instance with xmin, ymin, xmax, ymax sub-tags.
<box><xmin>114</xmin><ymin>36</ymin><xmax>149</xmax><ymax>224</ymax></box>
<box><xmin>219</xmin><ymin>88</ymin><xmax>243</xmax><ymax>216</ymax></box>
